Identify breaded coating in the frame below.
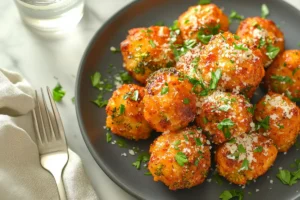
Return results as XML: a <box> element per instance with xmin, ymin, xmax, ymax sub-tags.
<box><xmin>254</xmin><ymin>92</ymin><xmax>300</xmax><ymax>152</ymax></box>
<box><xmin>265</xmin><ymin>50</ymin><xmax>300</xmax><ymax>101</ymax></box>
<box><xmin>216</xmin><ymin>133</ymin><xmax>278</xmax><ymax>185</ymax></box>
<box><xmin>121</xmin><ymin>26</ymin><xmax>182</xmax><ymax>84</ymax></box>
<box><xmin>148</xmin><ymin>127</ymin><xmax>211</xmax><ymax>190</ymax></box>
<box><xmin>236</xmin><ymin>17</ymin><xmax>284</xmax><ymax>67</ymax></box>
<box><xmin>195</xmin><ymin>91</ymin><xmax>253</xmax><ymax>144</ymax></box>
<box><xmin>143</xmin><ymin>68</ymin><xmax>197</xmax><ymax>132</ymax></box>
<box><xmin>106</xmin><ymin>84</ymin><xmax>152</xmax><ymax>140</ymax></box>
<box><xmin>178</xmin><ymin>4</ymin><xmax>229</xmax><ymax>43</ymax></box>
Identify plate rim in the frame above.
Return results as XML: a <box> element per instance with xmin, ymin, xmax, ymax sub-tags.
<box><xmin>75</xmin><ymin>0</ymin><xmax>300</xmax><ymax>199</ymax></box>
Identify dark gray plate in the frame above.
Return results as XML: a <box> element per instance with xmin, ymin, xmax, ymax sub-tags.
<box><xmin>75</xmin><ymin>0</ymin><xmax>300</xmax><ymax>199</ymax></box>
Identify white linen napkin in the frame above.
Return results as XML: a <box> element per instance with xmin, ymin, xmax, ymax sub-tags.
<box><xmin>0</xmin><ymin>68</ymin><xmax>98</xmax><ymax>200</ymax></box>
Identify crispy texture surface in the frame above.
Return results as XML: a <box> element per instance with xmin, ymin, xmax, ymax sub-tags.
<box><xmin>178</xmin><ymin>4</ymin><xmax>229</xmax><ymax>42</ymax></box>
<box><xmin>216</xmin><ymin>133</ymin><xmax>278</xmax><ymax>185</ymax></box>
<box><xmin>196</xmin><ymin>32</ymin><xmax>265</xmax><ymax>98</ymax></box>
<box><xmin>143</xmin><ymin>68</ymin><xmax>197</xmax><ymax>132</ymax></box>
<box><xmin>120</xmin><ymin>26</ymin><xmax>182</xmax><ymax>84</ymax></box>
<box><xmin>148</xmin><ymin>127</ymin><xmax>211</xmax><ymax>190</ymax></box>
<box><xmin>106</xmin><ymin>84</ymin><xmax>152</xmax><ymax>140</ymax></box>
<box><xmin>265</xmin><ymin>50</ymin><xmax>300</xmax><ymax>100</ymax></box>
<box><xmin>254</xmin><ymin>92</ymin><xmax>300</xmax><ymax>152</ymax></box>
<box><xmin>236</xmin><ymin>17</ymin><xmax>285</xmax><ymax>67</ymax></box>
<box><xmin>195</xmin><ymin>91</ymin><xmax>253</xmax><ymax>144</ymax></box>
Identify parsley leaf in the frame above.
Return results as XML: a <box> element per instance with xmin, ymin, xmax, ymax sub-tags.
<box><xmin>292</xmin><ymin>68</ymin><xmax>300</xmax><ymax>76</ymax></box>
<box><xmin>254</xmin><ymin>146</ymin><xmax>263</xmax><ymax>153</ymax></box>
<box><xmin>52</xmin><ymin>83</ymin><xmax>66</xmax><ymax>102</ymax></box>
<box><xmin>266</xmin><ymin>44</ymin><xmax>280</xmax><ymax>59</ymax></box>
<box><xmin>149</xmin><ymin>40</ymin><xmax>156</xmax><ymax>48</ymax></box>
<box><xmin>238</xmin><ymin>144</ymin><xmax>246</xmax><ymax>153</ymax></box>
<box><xmin>161</xmin><ymin>83</ymin><xmax>169</xmax><ymax>95</ymax></box>
<box><xmin>91</xmin><ymin>72</ymin><xmax>101</xmax><ymax>87</ymax></box>
<box><xmin>210</xmin><ymin>69</ymin><xmax>222</xmax><ymax>90</ymax></box>
<box><xmin>261</xmin><ymin>4</ymin><xmax>269</xmax><ymax>19</ymax></box>
<box><xmin>234</xmin><ymin>43</ymin><xmax>248</xmax><ymax>51</ymax></box>
<box><xmin>229</xmin><ymin>10</ymin><xmax>244</xmax><ymax>21</ymax></box>
<box><xmin>116</xmin><ymin>139</ymin><xmax>128</xmax><ymax>148</ymax></box>
<box><xmin>106</xmin><ymin>133</ymin><xmax>112</xmax><ymax>143</ymax></box>
<box><xmin>219</xmin><ymin>105</ymin><xmax>231</xmax><ymax>112</ymax></box>
<box><xmin>240</xmin><ymin>159</ymin><xmax>250</xmax><ymax>171</ymax></box>
<box><xmin>119</xmin><ymin>72</ymin><xmax>133</xmax><ymax>84</ymax></box>
<box><xmin>119</xmin><ymin>104</ymin><xmax>125</xmax><ymax>115</ymax></box>
<box><xmin>175</xmin><ymin>152</ymin><xmax>188</xmax><ymax>166</ymax></box>
<box><xmin>132</xmin><ymin>153</ymin><xmax>150</xmax><ymax>170</ymax></box>
<box><xmin>195</xmin><ymin>138</ymin><xmax>203</xmax><ymax>146</ymax></box>
<box><xmin>131</xmin><ymin>90</ymin><xmax>139</xmax><ymax>101</ymax></box>
<box><xmin>198</xmin><ymin>34</ymin><xmax>212</xmax><ymax>44</ymax></box>
<box><xmin>271</xmin><ymin>75</ymin><xmax>293</xmax><ymax>84</ymax></box>
<box><xmin>183</xmin><ymin>98</ymin><xmax>190</xmax><ymax>104</ymax></box>
<box><xmin>256</xmin><ymin>116</ymin><xmax>270</xmax><ymax>130</ymax></box>
<box><xmin>277</xmin><ymin>170</ymin><xmax>292</xmax><ymax>185</ymax></box>
<box><xmin>217</xmin><ymin>119</ymin><xmax>234</xmax><ymax>139</ymax></box>
<box><xmin>199</xmin><ymin>0</ymin><xmax>211</xmax><ymax>5</ymax></box>
<box><xmin>219</xmin><ymin>190</ymin><xmax>244</xmax><ymax>200</ymax></box>
<box><xmin>247</xmin><ymin>105</ymin><xmax>255</xmax><ymax>115</ymax></box>
<box><xmin>173</xmin><ymin>140</ymin><xmax>181</xmax><ymax>150</ymax></box>
<box><xmin>144</xmin><ymin>171</ymin><xmax>152</xmax><ymax>176</ymax></box>
<box><xmin>93</xmin><ymin>94</ymin><xmax>108</xmax><ymax>108</ymax></box>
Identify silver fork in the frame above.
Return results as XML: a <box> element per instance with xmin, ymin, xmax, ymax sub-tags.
<box><xmin>32</xmin><ymin>87</ymin><xmax>69</xmax><ymax>200</ymax></box>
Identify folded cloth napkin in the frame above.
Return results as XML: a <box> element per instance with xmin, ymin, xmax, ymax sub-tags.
<box><xmin>0</xmin><ymin>68</ymin><xmax>98</xmax><ymax>200</ymax></box>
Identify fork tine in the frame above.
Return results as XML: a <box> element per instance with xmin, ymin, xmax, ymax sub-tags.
<box><xmin>32</xmin><ymin>106</ymin><xmax>43</xmax><ymax>144</ymax></box>
<box><xmin>41</xmin><ymin>88</ymin><xmax>56</xmax><ymax>141</ymax></box>
<box><xmin>46</xmin><ymin>87</ymin><xmax>66</xmax><ymax>142</ymax></box>
<box><xmin>35</xmin><ymin>90</ymin><xmax>48</xmax><ymax>143</ymax></box>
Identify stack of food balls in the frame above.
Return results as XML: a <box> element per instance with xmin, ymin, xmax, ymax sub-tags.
<box><xmin>105</xmin><ymin>2</ymin><xmax>300</xmax><ymax>190</ymax></box>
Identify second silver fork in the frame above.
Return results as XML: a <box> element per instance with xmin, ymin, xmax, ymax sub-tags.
<box><xmin>32</xmin><ymin>87</ymin><xmax>69</xmax><ymax>200</ymax></box>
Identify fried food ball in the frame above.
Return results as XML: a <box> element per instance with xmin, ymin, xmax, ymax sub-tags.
<box><xmin>254</xmin><ymin>92</ymin><xmax>300</xmax><ymax>152</ymax></box>
<box><xmin>265</xmin><ymin>50</ymin><xmax>300</xmax><ymax>101</ymax></box>
<box><xmin>195</xmin><ymin>91</ymin><xmax>253</xmax><ymax>144</ymax></box>
<box><xmin>195</xmin><ymin>32</ymin><xmax>265</xmax><ymax>98</ymax></box>
<box><xmin>236</xmin><ymin>17</ymin><xmax>285</xmax><ymax>67</ymax></box>
<box><xmin>143</xmin><ymin>68</ymin><xmax>197</xmax><ymax>132</ymax></box>
<box><xmin>216</xmin><ymin>133</ymin><xmax>278</xmax><ymax>185</ymax></box>
<box><xmin>148</xmin><ymin>127</ymin><xmax>211</xmax><ymax>190</ymax></box>
<box><xmin>178</xmin><ymin>4</ymin><xmax>229</xmax><ymax>43</ymax></box>
<box><xmin>106</xmin><ymin>84</ymin><xmax>152</xmax><ymax>140</ymax></box>
<box><xmin>120</xmin><ymin>26</ymin><xmax>182</xmax><ymax>84</ymax></box>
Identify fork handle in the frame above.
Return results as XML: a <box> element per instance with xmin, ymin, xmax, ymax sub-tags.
<box><xmin>41</xmin><ymin>152</ymin><xmax>68</xmax><ymax>200</ymax></box>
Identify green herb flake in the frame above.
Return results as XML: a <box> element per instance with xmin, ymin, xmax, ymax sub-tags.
<box><xmin>219</xmin><ymin>190</ymin><xmax>244</xmax><ymax>200</ymax></box>
<box><xmin>256</xmin><ymin>116</ymin><xmax>270</xmax><ymax>130</ymax></box>
<box><xmin>261</xmin><ymin>4</ymin><xmax>269</xmax><ymax>19</ymax></box>
<box><xmin>240</xmin><ymin>159</ymin><xmax>250</xmax><ymax>171</ymax></box>
<box><xmin>144</xmin><ymin>171</ymin><xmax>152</xmax><ymax>176</ymax></box>
<box><xmin>173</xmin><ymin>140</ymin><xmax>181</xmax><ymax>150</ymax></box>
<box><xmin>183</xmin><ymin>98</ymin><xmax>190</xmax><ymax>104</ymax></box>
<box><xmin>271</xmin><ymin>75</ymin><xmax>293</xmax><ymax>84</ymax></box>
<box><xmin>131</xmin><ymin>90</ymin><xmax>139</xmax><ymax>101</ymax></box>
<box><xmin>277</xmin><ymin>124</ymin><xmax>284</xmax><ymax>129</ymax></box>
<box><xmin>91</xmin><ymin>72</ymin><xmax>101</xmax><ymax>87</ymax></box>
<box><xmin>106</xmin><ymin>133</ymin><xmax>112</xmax><ymax>143</ymax></box>
<box><xmin>133</xmin><ymin>153</ymin><xmax>150</xmax><ymax>170</ymax></box>
<box><xmin>199</xmin><ymin>0</ymin><xmax>211</xmax><ymax>5</ymax></box>
<box><xmin>195</xmin><ymin>138</ymin><xmax>203</xmax><ymax>146</ymax></box>
<box><xmin>292</xmin><ymin>68</ymin><xmax>300</xmax><ymax>76</ymax></box>
<box><xmin>254</xmin><ymin>146</ymin><xmax>263</xmax><ymax>153</ymax></box>
<box><xmin>52</xmin><ymin>83</ymin><xmax>66</xmax><ymax>102</ymax></box>
<box><xmin>238</xmin><ymin>144</ymin><xmax>246</xmax><ymax>153</ymax></box>
<box><xmin>175</xmin><ymin>152</ymin><xmax>188</xmax><ymax>166</ymax></box>
<box><xmin>120</xmin><ymin>72</ymin><xmax>133</xmax><ymax>84</ymax></box>
<box><xmin>230</xmin><ymin>10</ymin><xmax>244</xmax><ymax>21</ymax></box>
<box><xmin>266</xmin><ymin>44</ymin><xmax>280</xmax><ymax>59</ymax></box>
<box><xmin>119</xmin><ymin>104</ymin><xmax>125</xmax><ymax>115</ymax></box>
<box><xmin>234</xmin><ymin>43</ymin><xmax>248</xmax><ymax>51</ymax></box>
<box><xmin>198</xmin><ymin>34</ymin><xmax>212</xmax><ymax>44</ymax></box>
<box><xmin>116</xmin><ymin>139</ymin><xmax>128</xmax><ymax>148</ymax></box>
<box><xmin>183</xmin><ymin>134</ymin><xmax>189</xmax><ymax>142</ymax></box>
<box><xmin>210</xmin><ymin>69</ymin><xmax>222</xmax><ymax>90</ymax></box>
<box><xmin>277</xmin><ymin>169</ymin><xmax>292</xmax><ymax>185</ymax></box>
<box><xmin>161</xmin><ymin>83</ymin><xmax>169</xmax><ymax>95</ymax></box>
<box><xmin>217</xmin><ymin>119</ymin><xmax>234</xmax><ymax>139</ymax></box>
<box><xmin>155</xmin><ymin>21</ymin><xmax>164</xmax><ymax>26</ymax></box>
<box><xmin>234</xmin><ymin>34</ymin><xmax>240</xmax><ymax>40</ymax></box>
<box><xmin>149</xmin><ymin>40</ymin><xmax>156</xmax><ymax>48</ymax></box>
<box><xmin>93</xmin><ymin>95</ymin><xmax>108</xmax><ymax>108</ymax></box>
<box><xmin>203</xmin><ymin>117</ymin><xmax>208</xmax><ymax>124</ymax></box>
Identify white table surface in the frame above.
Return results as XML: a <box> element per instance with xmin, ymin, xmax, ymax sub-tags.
<box><xmin>0</xmin><ymin>1</ymin><xmax>299</xmax><ymax>200</ymax></box>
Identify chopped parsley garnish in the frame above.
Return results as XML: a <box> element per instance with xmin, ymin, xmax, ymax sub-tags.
<box><xmin>71</xmin><ymin>97</ymin><xmax>75</xmax><ymax>104</ymax></box>
<box><xmin>195</xmin><ymin>138</ymin><xmax>203</xmax><ymax>146</ymax></box>
<box><xmin>194</xmin><ymin>157</ymin><xmax>200</xmax><ymax>166</ymax></box>
<box><xmin>91</xmin><ymin>72</ymin><xmax>101</xmax><ymax>87</ymax></box>
<box><xmin>197</xmin><ymin>24</ymin><xmax>221</xmax><ymax>44</ymax></box>
<box><xmin>199</xmin><ymin>0</ymin><xmax>211</xmax><ymax>5</ymax></box>
<box><xmin>171</xmin><ymin>39</ymin><xmax>197</xmax><ymax>60</ymax></box>
<box><xmin>254</xmin><ymin>146</ymin><xmax>263</xmax><ymax>153</ymax></box>
<box><xmin>261</xmin><ymin>4</ymin><xmax>269</xmax><ymax>19</ymax></box>
<box><xmin>210</xmin><ymin>69</ymin><xmax>222</xmax><ymax>90</ymax></box>
<box><xmin>106</xmin><ymin>133</ymin><xmax>112</xmax><ymax>143</ymax></box>
<box><xmin>292</xmin><ymin>68</ymin><xmax>300</xmax><ymax>76</ymax></box>
<box><xmin>240</xmin><ymin>158</ymin><xmax>250</xmax><ymax>171</ymax></box>
<box><xmin>119</xmin><ymin>104</ymin><xmax>125</xmax><ymax>115</ymax></box>
<box><xmin>124</xmin><ymin>90</ymin><xmax>139</xmax><ymax>101</ymax></box>
<box><xmin>52</xmin><ymin>83</ymin><xmax>66</xmax><ymax>102</ymax></box>
<box><xmin>217</xmin><ymin>119</ymin><xmax>234</xmax><ymax>139</ymax></box>
<box><xmin>149</xmin><ymin>40</ymin><xmax>156</xmax><ymax>48</ymax></box>
<box><xmin>234</xmin><ymin>34</ymin><xmax>240</xmax><ymax>40</ymax></box>
<box><xmin>219</xmin><ymin>189</ymin><xmax>244</xmax><ymax>200</ymax></box>
<box><xmin>173</xmin><ymin>140</ymin><xmax>181</xmax><ymax>150</ymax></box>
<box><xmin>203</xmin><ymin>117</ymin><xmax>208</xmax><ymax>124</ymax></box>
<box><xmin>247</xmin><ymin>105</ymin><xmax>256</xmax><ymax>115</ymax></box>
<box><xmin>155</xmin><ymin>21</ymin><xmax>164</xmax><ymax>26</ymax></box>
<box><xmin>116</xmin><ymin>139</ymin><xmax>128</xmax><ymax>148</ymax></box>
<box><xmin>213</xmin><ymin>172</ymin><xmax>223</xmax><ymax>186</ymax></box>
<box><xmin>271</xmin><ymin>75</ymin><xmax>293</xmax><ymax>84</ymax></box>
<box><xmin>184</xmin><ymin>134</ymin><xmax>189</xmax><ymax>141</ymax></box>
<box><xmin>161</xmin><ymin>83</ymin><xmax>169</xmax><ymax>95</ymax></box>
<box><xmin>93</xmin><ymin>94</ymin><xmax>108</xmax><ymax>108</ymax></box>
<box><xmin>119</xmin><ymin>71</ymin><xmax>133</xmax><ymax>83</ymax></box>
<box><xmin>238</xmin><ymin>144</ymin><xmax>246</xmax><ymax>153</ymax></box>
<box><xmin>219</xmin><ymin>105</ymin><xmax>231</xmax><ymax>112</ymax></box>
<box><xmin>256</xmin><ymin>116</ymin><xmax>270</xmax><ymax>130</ymax></box>
<box><xmin>277</xmin><ymin>159</ymin><xmax>300</xmax><ymax>185</ymax></box>
<box><xmin>144</xmin><ymin>171</ymin><xmax>152</xmax><ymax>176</ymax></box>
<box><xmin>183</xmin><ymin>98</ymin><xmax>190</xmax><ymax>104</ymax></box>
<box><xmin>198</xmin><ymin>34</ymin><xmax>212</xmax><ymax>44</ymax></box>
<box><xmin>175</xmin><ymin>152</ymin><xmax>188</xmax><ymax>166</ymax></box>
<box><xmin>184</xmin><ymin>19</ymin><xmax>190</xmax><ymax>24</ymax></box>
<box><xmin>233</xmin><ymin>43</ymin><xmax>248</xmax><ymax>51</ymax></box>
<box><xmin>277</xmin><ymin>124</ymin><xmax>284</xmax><ymax>129</ymax></box>
<box><xmin>229</xmin><ymin>10</ymin><xmax>244</xmax><ymax>21</ymax></box>
<box><xmin>266</xmin><ymin>44</ymin><xmax>280</xmax><ymax>59</ymax></box>
<box><xmin>132</xmin><ymin>153</ymin><xmax>150</xmax><ymax>170</ymax></box>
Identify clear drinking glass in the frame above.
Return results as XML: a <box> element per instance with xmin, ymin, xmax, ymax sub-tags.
<box><xmin>14</xmin><ymin>0</ymin><xmax>84</xmax><ymax>32</ymax></box>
